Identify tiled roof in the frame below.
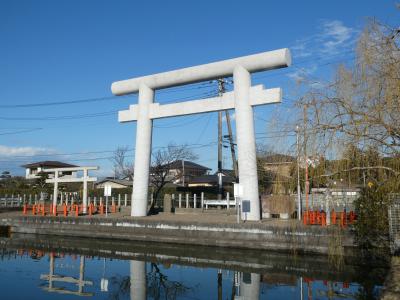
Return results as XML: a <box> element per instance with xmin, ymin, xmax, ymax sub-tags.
<box><xmin>166</xmin><ymin>160</ymin><xmax>211</xmax><ymax>170</ymax></box>
<box><xmin>96</xmin><ymin>178</ymin><xmax>133</xmax><ymax>187</ymax></box>
<box><xmin>21</xmin><ymin>161</ymin><xmax>78</xmax><ymax>168</ymax></box>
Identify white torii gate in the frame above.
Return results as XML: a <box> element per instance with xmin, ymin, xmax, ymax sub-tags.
<box><xmin>112</xmin><ymin>48</ymin><xmax>291</xmax><ymax>221</ymax></box>
<box><xmin>45</xmin><ymin>166</ymin><xmax>98</xmax><ymax>214</ymax></box>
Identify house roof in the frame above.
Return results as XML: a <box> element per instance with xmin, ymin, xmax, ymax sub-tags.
<box><xmin>166</xmin><ymin>160</ymin><xmax>211</xmax><ymax>171</ymax></box>
<box><xmin>96</xmin><ymin>178</ymin><xmax>133</xmax><ymax>187</ymax></box>
<box><xmin>21</xmin><ymin>161</ymin><xmax>78</xmax><ymax>168</ymax></box>
<box><xmin>260</xmin><ymin>154</ymin><xmax>295</xmax><ymax>163</ymax></box>
<box><xmin>214</xmin><ymin>169</ymin><xmax>236</xmax><ymax>177</ymax></box>
<box><xmin>189</xmin><ymin>175</ymin><xmax>235</xmax><ymax>184</ymax></box>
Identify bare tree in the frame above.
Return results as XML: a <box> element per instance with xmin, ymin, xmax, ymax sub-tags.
<box><xmin>110</xmin><ymin>146</ymin><xmax>134</xmax><ymax>180</ymax></box>
<box><xmin>149</xmin><ymin>143</ymin><xmax>198</xmax><ymax>213</ymax></box>
<box><xmin>298</xmin><ymin>21</ymin><xmax>400</xmax><ymax>158</ymax></box>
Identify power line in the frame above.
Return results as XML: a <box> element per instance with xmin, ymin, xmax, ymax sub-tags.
<box><xmin>154</xmin><ymin>115</ymin><xmax>207</xmax><ymax>128</ymax></box>
<box><xmin>0</xmin><ymin>81</ymin><xmax>214</xmax><ymax>109</ymax></box>
<box><xmin>0</xmin><ymin>110</ymin><xmax>118</xmax><ymax>121</ymax></box>
<box><xmin>0</xmin><ymin>95</ymin><xmax>131</xmax><ymax>109</ymax></box>
<box><xmin>0</xmin><ymin>53</ymin><xmax>353</xmax><ymax>110</ymax></box>
<box><xmin>0</xmin><ymin>90</ymin><xmax>217</xmax><ymax>122</ymax></box>
<box><xmin>0</xmin><ymin>141</ymin><xmax>220</xmax><ymax>163</ymax></box>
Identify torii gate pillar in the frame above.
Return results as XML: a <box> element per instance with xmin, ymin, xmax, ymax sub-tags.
<box><xmin>234</xmin><ymin>66</ymin><xmax>260</xmax><ymax>220</ymax></box>
<box><xmin>113</xmin><ymin>48</ymin><xmax>291</xmax><ymax>221</ymax></box>
<box><xmin>132</xmin><ymin>84</ymin><xmax>154</xmax><ymax>217</ymax></box>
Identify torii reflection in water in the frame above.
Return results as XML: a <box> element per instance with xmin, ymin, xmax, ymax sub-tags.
<box><xmin>40</xmin><ymin>253</ymin><xmax>93</xmax><ymax>296</ymax></box>
<box><xmin>128</xmin><ymin>260</ymin><xmax>260</xmax><ymax>300</ymax></box>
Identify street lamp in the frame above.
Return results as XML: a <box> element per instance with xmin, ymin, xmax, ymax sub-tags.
<box><xmin>296</xmin><ymin>125</ymin><xmax>302</xmax><ymax>220</ymax></box>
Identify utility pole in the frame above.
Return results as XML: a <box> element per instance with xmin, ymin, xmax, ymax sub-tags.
<box><xmin>296</xmin><ymin>125</ymin><xmax>302</xmax><ymax>220</ymax></box>
<box><xmin>217</xmin><ymin>80</ymin><xmax>223</xmax><ymax>200</ymax></box>
<box><xmin>224</xmin><ymin>113</ymin><xmax>238</xmax><ymax>182</ymax></box>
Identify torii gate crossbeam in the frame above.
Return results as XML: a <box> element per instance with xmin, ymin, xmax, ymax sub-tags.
<box><xmin>112</xmin><ymin>48</ymin><xmax>291</xmax><ymax>221</ymax></box>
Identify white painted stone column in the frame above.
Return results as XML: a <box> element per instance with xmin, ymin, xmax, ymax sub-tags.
<box><xmin>78</xmin><ymin>256</ymin><xmax>85</xmax><ymax>294</ymax></box>
<box><xmin>130</xmin><ymin>260</ymin><xmax>146</xmax><ymax>300</ymax></box>
<box><xmin>131</xmin><ymin>84</ymin><xmax>154</xmax><ymax>217</ymax></box>
<box><xmin>52</xmin><ymin>171</ymin><xmax>59</xmax><ymax>209</ymax></box>
<box><xmin>82</xmin><ymin>169</ymin><xmax>88</xmax><ymax>214</ymax></box>
<box><xmin>234</xmin><ymin>66</ymin><xmax>261</xmax><ymax>221</ymax></box>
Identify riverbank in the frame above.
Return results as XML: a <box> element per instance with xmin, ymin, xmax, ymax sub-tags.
<box><xmin>0</xmin><ymin>232</ymin><xmax>389</xmax><ymax>300</ymax></box>
<box><xmin>381</xmin><ymin>256</ymin><xmax>400</xmax><ymax>300</ymax></box>
<box><xmin>0</xmin><ymin>210</ymin><xmax>358</xmax><ymax>256</ymax></box>
<box><xmin>0</xmin><ymin>232</ymin><xmax>386</xmax><ymax>283</ymax></box>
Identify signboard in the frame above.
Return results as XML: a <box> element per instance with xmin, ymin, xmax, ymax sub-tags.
<box><xmin>234</xmin><ymin>183</ymin><xmax>243</xmax><ymax>198</ymax></box>
<box><xmin>104</xmin><ymin>185</ymin><xmax>112</xmax><ymax>197</ymax></box>
<box><xmin>242</xmin><ymin>200</ymin><xmax>250</xmax><ymax>213</ymax></box>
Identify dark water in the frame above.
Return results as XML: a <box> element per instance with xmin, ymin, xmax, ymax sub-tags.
<box><xmin>0</xmin><ymin>233</ymin><xmax>389</xmax><ymax>300</ymax></box>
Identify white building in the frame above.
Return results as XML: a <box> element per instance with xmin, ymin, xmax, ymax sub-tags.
<box><xmin>22</xmin><ymin>161</ymin><xmax>78</xmax><ymax>180</ymax></box>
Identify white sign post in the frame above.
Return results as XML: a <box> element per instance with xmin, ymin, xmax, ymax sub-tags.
<box><xmin>104</xmin><ymin>185</ymin><xmax>112</xmax><ymax>217</ymax></box>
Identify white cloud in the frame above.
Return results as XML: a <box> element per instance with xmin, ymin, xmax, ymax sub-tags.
<box><xmin>0</xmin><ymin>145</ymin><xmax>56</xmax><ymax>157</ymax></box>
<box><xmin>288</xmin><ymin>20</ymin><xmax>358</xmax><ymax>82</ymax></box>
<box><xmin>290</xmin><ymin>20</ymin><xmax>357</xmax><ymax>59</ymax></box>
<box><xmin>320</xmin><ymin>20</ymin><xmax>356</xmax><ymax>55</ymax></box>
<box><xmin>287</xmin><ymin>65</ymin><xmax>317</xmax><ymax>83</ymax></box>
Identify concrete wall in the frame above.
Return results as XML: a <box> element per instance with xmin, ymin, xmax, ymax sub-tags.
<box><xmin>0</xmin><ymin>216</ymin><xmax>357</xmax><ymax>256</ymax></box>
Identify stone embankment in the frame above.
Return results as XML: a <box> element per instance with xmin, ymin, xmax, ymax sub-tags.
<box><xmin>381</xmin><ymin>256</ymin><xmax>400</xmax><ymax>300</ymax></box>
<box><xmin>0</xmin><ymin>211</ymin><xmax>357</xmax><ymax>256</ymax></box>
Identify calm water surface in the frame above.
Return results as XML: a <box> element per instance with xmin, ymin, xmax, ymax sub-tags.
<box><xmin>0</xmin><ymin>234</ymin><xmax>388</xmax><ymax>300</ymax></box>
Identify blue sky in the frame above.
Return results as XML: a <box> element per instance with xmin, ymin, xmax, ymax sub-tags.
<box><xmin>0</xmin><ymin>0</ymin><xmax>398</xmax><ymax>177</ymax></box>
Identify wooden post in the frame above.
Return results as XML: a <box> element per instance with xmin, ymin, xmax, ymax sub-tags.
<box><xmin>124</xmin><ymin>194</ymin><xmax>127</xmax><ymax>207</ymax></box>
<box><xmin>201</xmin><ymin>192</ymin><xmax>204</xmax><ymax>209</ymax></box>
<box><xmin>227</xmin><ymin>192</ymin><xmax>230</xmax><ymax>209</ymax></box>
<box><xmin>118</xmin><ymin>194</ymin><xmax>121</xmax><ymax>207</ymax></box>
<box><xmin>194</xmin><ymin>194</ymin><xmax>197</xmax><ymax>209</ymax></box>
<box><xmin>186</xmin><ymin>193</ymin><xmax>189</xmax><ymax>208</ymax></box>
<box><xmin>178</xmin><ymin>194</ymin><xmax>182</xmax><ymax>208</ymax></box>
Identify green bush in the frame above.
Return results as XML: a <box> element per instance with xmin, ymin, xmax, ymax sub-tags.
<box><xmin>354</xmin><ymin>184</ymin><xmax>391</xmax><ymax>255</ymax></box>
